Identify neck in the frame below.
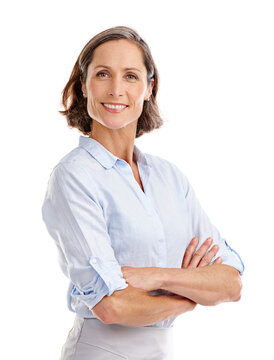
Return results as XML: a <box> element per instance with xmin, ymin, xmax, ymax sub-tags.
<box><xmin>89</xmin><ymin>120</ymin><xmax>137</xmax><ymax>167</ymax></box>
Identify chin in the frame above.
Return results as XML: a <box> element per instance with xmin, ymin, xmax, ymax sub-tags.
<box><xmin>100</xmin><ymin>121</ymin><xmax>125</xmax><ymax>130</ymax></box>
<box><xmin>102</xmin><ymin>119</ymin><xmax>136</xmax><ymax>130</ymax></box>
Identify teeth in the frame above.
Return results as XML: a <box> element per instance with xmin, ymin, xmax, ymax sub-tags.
<box><xmin>103</xmin><ymin>103</ymin><xmax>127</xmax><ymax>109</ymax></box>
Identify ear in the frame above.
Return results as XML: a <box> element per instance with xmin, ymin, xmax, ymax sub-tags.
<box><xmin>145</xmin><ymin>78</ymin><xmax>155</xmax><ymax>100</ymax></box>
<box><xmin>80</xmin><ymin>77</ymin><xmax>87</xmax><ymax>95</ymax></box>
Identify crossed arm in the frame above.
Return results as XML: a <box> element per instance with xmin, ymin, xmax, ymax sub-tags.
<box><xmin>122</xmin><ymin>237</ymin><xmax>242</xmax><ymax>306</ymax></box>
<box><xmin>91</xmin><ymin>237</ymin><xmax>242</xmax><ymax>326</ymax></box>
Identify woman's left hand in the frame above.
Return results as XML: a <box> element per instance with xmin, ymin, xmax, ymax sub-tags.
<box><xmin>121</xmin><ymin>237</ymin><xmax>222</xmax><ymax>292</ymax></box>
<box><xmin>121</xmin><ymin>266</ymin><xmax>164</xmax><ymax>291</ymax></box>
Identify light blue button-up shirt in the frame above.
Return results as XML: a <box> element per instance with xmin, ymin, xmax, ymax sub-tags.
<box><xmin>42</xmin><ymin>135</ymin><xmax>244</xmax><ymax>328</ymax></box>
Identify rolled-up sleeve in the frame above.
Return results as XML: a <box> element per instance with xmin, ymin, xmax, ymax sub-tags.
<box><xmin>41</xmin><ymin>162</ymin><xmax>128</xmax><ymax>310</ymax></box>
<box><xmin>178</xmin><ymin>170</ymin><xmax>245</xmax><ymax>275</ymax></box>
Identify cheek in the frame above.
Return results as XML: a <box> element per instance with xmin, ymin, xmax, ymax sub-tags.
<box><xmin>131</xmin><ymin>87</ymin><xmax>147</xmax><ymax>105</ymax></box>
<box><xmin>88</xmin><ymin>82</ymin><xmax>103</xmax><ymax>98</ymax></box>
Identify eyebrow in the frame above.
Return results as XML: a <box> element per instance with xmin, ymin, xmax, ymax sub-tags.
<box><xmin>94</xmin><ymin>65</ymin><xmax>142</xmax><ymax>73</ymax></box>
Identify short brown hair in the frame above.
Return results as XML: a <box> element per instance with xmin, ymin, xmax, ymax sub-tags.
<box><xmin>60</xmin><ymin>26</ymin><xmax>164</xmax><ymax>138</ymax></box>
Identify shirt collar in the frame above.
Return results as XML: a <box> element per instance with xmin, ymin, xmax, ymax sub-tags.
<box><xmin>79</xmin><ymin>135</ymin><xmax>151</xmax><ymax>170</ymax></box>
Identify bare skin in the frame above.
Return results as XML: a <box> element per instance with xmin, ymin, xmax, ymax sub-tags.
<box><xmin>82</xmin><ymin>39</ymin><xmax>242</xmax><ymax>324</ymax></box>
<box><xmin>81</xmin><ymin>39</ymin><xmax>154</xmax><ymax>170</ymax></box>
<box><xmin>122</xmin><ymin>237</ymin><xmax>242</xmax><ymax>306</ymax></box>
<box><xmin>91</xmin><ymin>285</ymin><xmax>196</xmax><ymax>326</ymax></box>
<box><xmin>90</xmin><ymin>237</ymin><xmax>225</xmax><ymax>325</ymax></box>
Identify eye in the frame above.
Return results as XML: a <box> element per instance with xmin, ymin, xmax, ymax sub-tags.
<box><xmin>96</xmin><ymin>71</ymin><xmax>109</xmax><ymax>78</ymax></box>
<box><xmin>126</xmin><ymin>73</ymin><xmax>138</xmax><ymax>80</ymax></box>
<box><xmin>95</xmin><ymin>71</ymin><xmax>138</xmax><ymax>80</ymax></box>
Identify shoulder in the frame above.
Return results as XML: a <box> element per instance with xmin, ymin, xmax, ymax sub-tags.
<box><xmin>144</xmin><ymin>151</ymin><xmax>185</xmax><ymax>179</ymax></box>
<box><xmin>46</xmin><ymin>147</ymin><xmax>100</xmax><ymax>196</ymax></box>
<box><xmin>144</xmin><ymin>152</ymin><xmax>175</xmax><ymax>170</ymax></box>
<box><xmin>58</xmin><ymin>146</ymin><xmax>95</xmax><ymax>169</ymax></box>
<box><xmin>49</xmin><ymin>144</ymin><xmax>100</xmax><ymax>180</ymax></box>
<box><xmin>144</xmin><ymin>152</ymin><xmax>190</xmax><ymax>196</ymax></box>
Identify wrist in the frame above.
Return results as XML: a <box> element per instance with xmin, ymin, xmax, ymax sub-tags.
<box><xmin>158</xmin><ymin>268</ymin><xmax>170</xmax><ymax>290</ymax></box>
<box><xmin>159</xmin><ymin>268</ymin><xmax>188</xmax><ymax>291</ymax></box>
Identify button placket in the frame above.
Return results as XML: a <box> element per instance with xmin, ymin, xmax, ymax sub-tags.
<box><xmin>130</xmin><ymin>163</ymin><xmax>168</xmax><ymax>267</ymax></box>
<box><xmin>115</xmin><ymin>159</ymin><xmax>168</xmax><ymax>267</ymax></box>
<box><xmin>115</xmin><ymin>160</ymin><xmax>152</xmax><ymax>212</ymax></box>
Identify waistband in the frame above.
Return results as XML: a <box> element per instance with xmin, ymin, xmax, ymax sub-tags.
<box><xmin>76</xmin><ymin>315</ymin><xmax>174</xmax><ymax>359</ymax></box>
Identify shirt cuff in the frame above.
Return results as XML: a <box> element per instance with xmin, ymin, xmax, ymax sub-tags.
<box><xmin>211</xmin><ymin>240</ymin><xmax>245</xmax><ymax>276</ymax></box>
<box><xmin>89</xmin><ymin>256</ymin><xmax>128</xmax><ymax>295</ymax></box>
<box><xmin>71</xmin><ymin>257</ymin><xmax>128</xmax><ymax>310</ymax></box>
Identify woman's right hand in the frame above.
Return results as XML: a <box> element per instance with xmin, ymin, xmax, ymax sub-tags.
<box><xmin>179</xmin><ymin>237</ymin><xmax>222</xmax><ymax>312</ymax></box>
<box><xmin>181</xmin><ymin>237</ymin><xmax>223</xmax><ymax>269</ymax></box>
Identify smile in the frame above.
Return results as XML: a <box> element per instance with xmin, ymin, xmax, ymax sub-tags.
<box><xmin>101</xmin><ymin>103</ymin><xmax>128</xmax><ymax>113</ymax></box>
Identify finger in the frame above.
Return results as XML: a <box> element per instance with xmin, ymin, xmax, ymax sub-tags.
<box><xmin>188</xmin><ymin>237</ymin><xmax>213</xmax><ymax>268</ymax></box>
<box><xmin>198</xmin><ymin>244</ymin><xmax>219</xmax><ymax>267</ymax></box>
<box><xmin>121</xmin><ymin>266</ymin><xmax>132</xmax><ymax>275</ymax></box>
<box><xmin>213</xmin><ymin>256</ymin><xmax>223</xmax><ymax>265</ymax></box>
<box><xmin>121</xmin><ymin>266</ymin><xmax>131</xmax><ymax>271</ymax></box>
<box><xmin>182</xmin><ymin>237</ymin><xmax>199</xmax><ymax>268</ymax></box>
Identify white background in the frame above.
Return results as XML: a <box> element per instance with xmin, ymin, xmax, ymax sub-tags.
<box><xmin>1</xmin><ymin>1</ymin><xmax>273</xmax><ymax>359</ymax></box>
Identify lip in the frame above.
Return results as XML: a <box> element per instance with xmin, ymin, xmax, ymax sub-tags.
<box><xmin>101</xmin><ymin>103</ymin><xmax>128</xmax><ymax>113</ymax></box>
<box><xmin>102</xmin><ymin>102</ymin><xmax>128</xmax><ymax>106</ymax></box>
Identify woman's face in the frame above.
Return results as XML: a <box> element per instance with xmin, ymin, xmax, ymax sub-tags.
<box><xmin>81</xmin><ymin>39</ymin><xmax>154</xmax><ymax>130</ymax></box>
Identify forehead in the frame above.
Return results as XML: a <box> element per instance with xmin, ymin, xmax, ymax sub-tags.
<box><xmin>89</xmin><ymin>39</ymin><xmax>145</xmax><ymax>71</ymax></box>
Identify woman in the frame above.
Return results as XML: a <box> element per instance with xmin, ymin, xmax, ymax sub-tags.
<box><xmin>42</xmin><ymin>26</ymin><xmax>244</xmax><ymax>360</ymax></box>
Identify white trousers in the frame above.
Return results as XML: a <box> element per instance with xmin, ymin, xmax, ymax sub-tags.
<box><xmin>60</xmin><ymin>315</ymin><xmax>174</xmax><ymax>360</ymax></box>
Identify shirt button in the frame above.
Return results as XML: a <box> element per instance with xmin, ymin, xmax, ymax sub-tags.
<box><xmin>91</xmin><ymin>258</ymin><xmax>97</xmax><ymax>264</ymax></box>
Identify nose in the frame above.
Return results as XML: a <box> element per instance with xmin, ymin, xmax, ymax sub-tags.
<box><xmin>108</xmin><ymin>75</ymin><xmax>124</xmax><ymax>98</ymax></box>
